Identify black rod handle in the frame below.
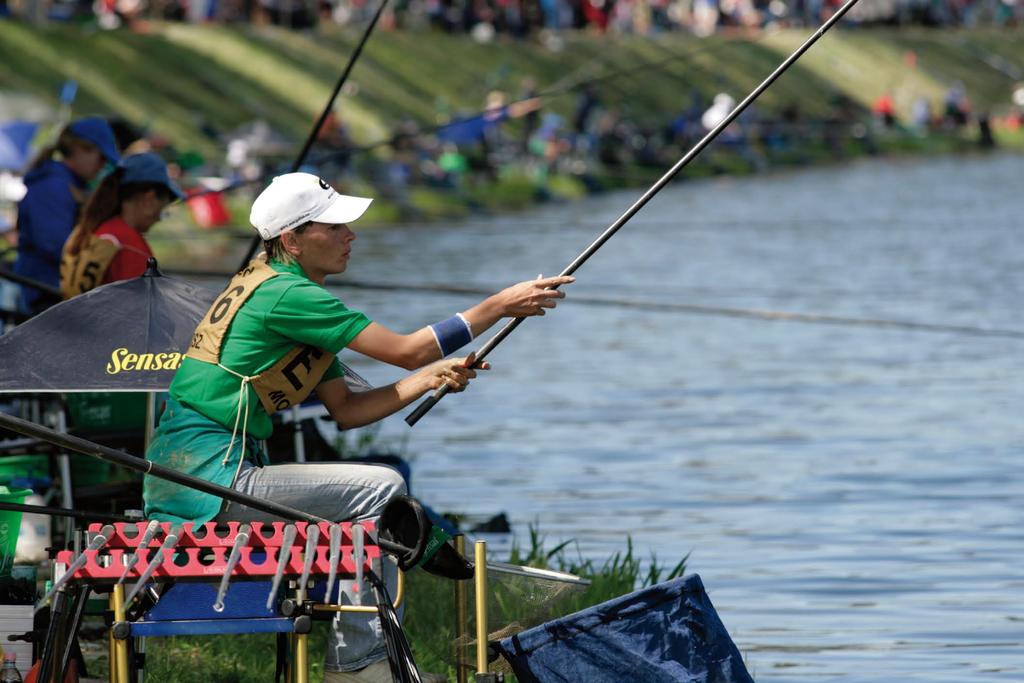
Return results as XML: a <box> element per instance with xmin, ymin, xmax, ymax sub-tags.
<box><xmin>404</xmin><ymin>386</ymin><xmax>447</xmax><ymax>426</ymax></box>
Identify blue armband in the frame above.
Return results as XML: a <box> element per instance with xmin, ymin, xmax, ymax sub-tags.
<box><xmin>430</xmin><ymin>313</ymin><xmax>473</xmax><ymax>357</ymax></box>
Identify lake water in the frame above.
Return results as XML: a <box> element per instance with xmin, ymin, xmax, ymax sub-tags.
<box><xmin>329</xmin><ymin>153</ymin><xmax>1023</xmax><ymax>681</ymax></box>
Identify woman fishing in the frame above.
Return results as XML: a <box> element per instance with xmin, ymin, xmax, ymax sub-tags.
<box><xmin>60</xmin><ymin>152</ymin><xmax>184</xmax><ymax>297</ymax></box>
<box><xmin>14</xmin><ymin>116</ymin><xmax>120</xmax><ymax>312</ymax></box>
<box><xmin>143</xmin><ymin>172</ymin><xmax>572</xmax><ymax>682</ymax></box>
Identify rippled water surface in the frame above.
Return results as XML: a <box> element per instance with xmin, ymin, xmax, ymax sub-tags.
<box><xmin>330</xmin><ymin>154</ymin><xmax>1023</xmax><ymax>681</ymax></box>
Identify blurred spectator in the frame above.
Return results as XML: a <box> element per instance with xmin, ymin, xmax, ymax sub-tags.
<box><xmin>911</xmin><ymin>96</ymin><xmax>932</xmax><ymax>131</ymax></box>
<box><xmin>518</xmin><ymin>77</ymin><xmax>541</xmax><ymax>153</ymax></box>
<box><xmin>13</xmin><ymin>116</ymin><xmax>120</xmax><ymax>313</ymax></box>
<box><xmin>943</xmin><ymin>82</ymin><xmax>971</xmax><ymax>128</ymax></box>
<box><xmin>701</xmin><ymin>92</ymin><xmax>735</xmax><ymax>130</ymax></box>
<box><xmin>316</xmin><ymin>109</ymin><xmax>356</xmax><ymax>180</ymax></box>
<box><xmin>437</xmin><ymin>142</ymin><xmax>469</xmax><ymax>187</ymax></box>
<box><xmin>573</xmin><ymin>83</ymin><xmax>601</xmax><ymax>151</ymax></box>
<box><xmin>871</xmin><ymin>91</ymin><xmax>897</xmax><ymax>128</ymax></box>
<box><xmin>976</xmin><ymin>112</ymin><xmax>995</xmax><ymax>148</ymax></box>
<box><xmin>60</xmin><ymin>152</ymin><xmax>184</xmax><ymax>297</ymax></box>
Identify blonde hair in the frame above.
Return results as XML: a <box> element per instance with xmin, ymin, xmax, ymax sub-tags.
<box><xmin>262</xmin><ymin>222</ymin><xmax>310</xmax><ymax>265</ymax></box>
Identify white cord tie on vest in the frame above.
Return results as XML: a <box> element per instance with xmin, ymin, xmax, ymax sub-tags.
<box><xmin>217</xmin><ymin>363</ymin><xmax>254</xmax><ymax>473</ymax></box>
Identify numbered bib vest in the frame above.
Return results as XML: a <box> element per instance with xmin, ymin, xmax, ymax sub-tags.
<box><xmin>186</xmin><ymin>259</ymin><xmax>335</xmax><ymax>414</ymax></box>
<box><xmin>59</xmin><ymin>230</ymin><xmax>120</xmax><ymax>299</ymax></box>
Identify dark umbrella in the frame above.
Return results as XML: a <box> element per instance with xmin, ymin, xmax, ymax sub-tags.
<box><xmin>0</xmin><ymin>259</ymin><xmax>372</xmax><ymax>393</ymax></box>
<box><xmin>0</xmin><ymin>261</ymin><xmax>215</xmax><ymax>392</ymax></box>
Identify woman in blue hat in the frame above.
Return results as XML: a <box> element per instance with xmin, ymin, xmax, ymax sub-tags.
<box><xmin>13</xmin><ymin>116</ymin><xmax>120</xmax><ymax>311</ymax></box>
<box><xmin>60</xmin><ymin>152</ymin><xmax>184</xmax><ymax>298</ymax></box>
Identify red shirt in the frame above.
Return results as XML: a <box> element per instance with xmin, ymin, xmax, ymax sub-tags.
<box><xmin>94</xmin><ymin>216</ymin><xmax>154</xmax><ymax>284</ymax></box>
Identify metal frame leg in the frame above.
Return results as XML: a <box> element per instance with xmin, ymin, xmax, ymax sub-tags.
<box><xmin>59</xmin><ymin>585</ymin><xmax>91</xmax><ymax>681</ymax></box>
<box><xmin>108</xmin><ymin>622</ymin><xmax>116</xmax><ymax>683</ymax></box>
<box><xmin>474</xmin><ymin>541</ymin><xmax>488</xmax><ymax>676</ymax></box>
<box><xmin>455</xmin><ymin>535</ymin><xmax>468</xmax><ymax>683</ymax></box>
<box><xmin>38</xmin><ymin>586</ymin><xmax>70</xmax><ymax>683</ymax></box>
<box><xmin>292</xmin><ymin>632</ymin><xmax>309</xmax><ymax>683</ymax></box>
<box><xmin>291</xmin><ymin>582</ymin><xmax>308</xmax><ymax>683</ymax></box>
<box><xmin>110</xmin><ymin>585</ymin><xmax>130</xmax><ymax>683</ymax></box>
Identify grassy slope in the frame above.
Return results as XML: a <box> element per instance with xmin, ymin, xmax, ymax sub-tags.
<box><xmin>2</xmin><ymin>23</ymin><xmax>1022</xmax><ymax>158</ymax></box>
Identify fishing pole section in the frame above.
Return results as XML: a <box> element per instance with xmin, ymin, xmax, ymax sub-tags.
<box><xmin>405</xmin><ymin>0</ymin><xmax>868</xmax><ymax>426</ymax></box>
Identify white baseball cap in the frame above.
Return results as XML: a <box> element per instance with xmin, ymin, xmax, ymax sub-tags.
<box><xmin>250</xmin><ymin>172</ymin><xmax>372</xmax><ymax>240</ymax></box>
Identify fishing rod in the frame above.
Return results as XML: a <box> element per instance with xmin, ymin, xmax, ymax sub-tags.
<box><xmin>0</xmin><ymin>501</ymin><xmax>132</xmax><ymax>523</ymax></box>
<box><xmin>405</xmin><ymin>0</ymin><xmax>867</xmax><ymax>426</ymax></box>
<box><xmin>238</xmin><ymin>0</ymin><xmax>390</xmax><ymax>269</ymax></box>
<box><xmin>162</xmin><ymin>268</ymin><xmax>1024</xmax><ymax>340</ymax></box>
<box><xmin>0</xmin><ymin>411</ymin><xmax>326</xmax><ymax>523</ymax></box>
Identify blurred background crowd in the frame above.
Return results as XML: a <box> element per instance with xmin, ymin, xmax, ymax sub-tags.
<box><xmin>2</xmin><ymin>0</ymin><xmax>1021</xmax><ymax>35</ymax></box>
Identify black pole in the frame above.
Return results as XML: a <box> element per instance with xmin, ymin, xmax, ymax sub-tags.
<box><xmin>37</xmin><ymin>586</ymin><xmax>68</xmax><ymax>683</ymax></box>
<box><xmin>0</xmin><ymin>502</ymin><xmax>132</xmax><ymax>524</ymax></box>
<box><xmin>405</xmin><ymin>0</ymin><xmax>865</xmax><ymax>426</ymax></box>
<box><xmin>237</xmin><ymin>0</ymin><xmax>390</xmax><ymax>270</ymax></box>
<box><xmin>59</xmin><ymin>585</ymin><xmax>91</xmax><ymax>683</ymax></box>
<box><xmin>0</xmin><ymin>412</ymin><xmax>326</xmax><ymax>523</ymax></box>
<box><xmin>0</xmin><ymin>267</ymin><xmax>62</xmax><ymax>302</ymax></box>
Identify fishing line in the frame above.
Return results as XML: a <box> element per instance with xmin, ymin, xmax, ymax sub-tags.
<box><xmin>331</xmin><ymin>281</ymin><xmax>1024</xmax><ymax>340</ymax></box>
<box><xmin>156</xmin><ymin>268</ymin><xmax>1023</xmax><ymax>340</ymax></box>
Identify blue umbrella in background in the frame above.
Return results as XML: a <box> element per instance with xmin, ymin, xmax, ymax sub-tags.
<box><xmin>0</xmin><ymin>121</ymin><xmax>39</xmax><ymax>171</ymax></box>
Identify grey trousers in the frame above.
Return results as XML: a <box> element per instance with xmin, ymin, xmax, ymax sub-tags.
<box><xmin>218</xmin><ymin>461</ymin><xmax>407</xmax><ymax>672</ymax></box>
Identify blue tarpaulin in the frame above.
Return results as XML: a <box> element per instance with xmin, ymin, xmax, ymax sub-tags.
<box><xmin>495</xmin><ymin>574</ymin><xmax>754</xmax><ymax>683</ymax></box>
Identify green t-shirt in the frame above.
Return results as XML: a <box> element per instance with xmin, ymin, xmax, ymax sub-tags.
<box><xmin>169</xmin><ymin>259</ymin><xmax>372</xmax><ymax>440</ymax></box>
